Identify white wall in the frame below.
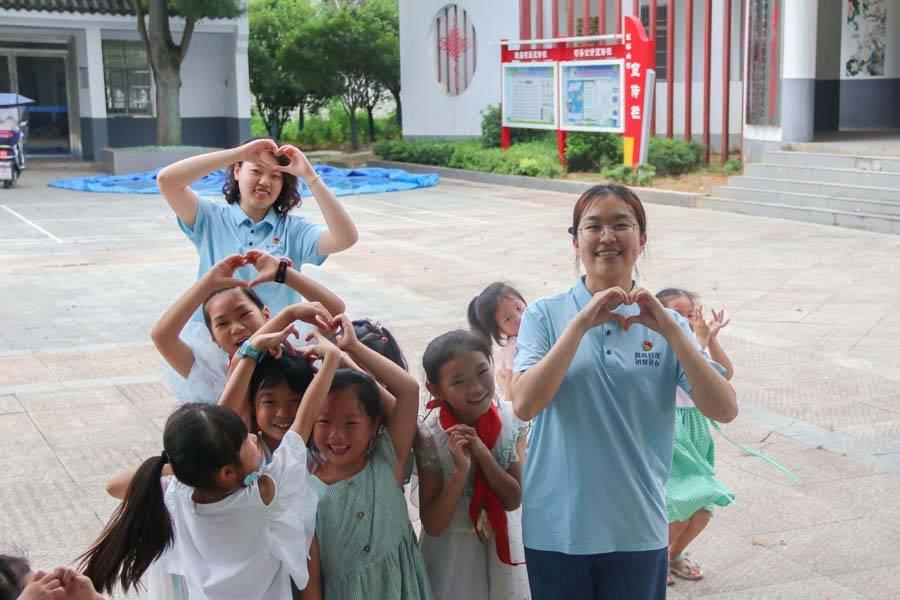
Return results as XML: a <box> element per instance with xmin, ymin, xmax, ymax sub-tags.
<box><xmin>401</xmin><ymin>0</ymin><xmax>519</xmax><ymax>137</ymax></box>
<box><xmin>401</xmin><ymin>0</ymin><xmax>742</xmax><ymax>148</ymax></box>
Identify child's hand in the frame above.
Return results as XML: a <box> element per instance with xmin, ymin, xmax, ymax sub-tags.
<box><xmin>249</xmin><ymin>324</ymin><xmax>299</xmax><ymax>358</ymax></box>
<box><xmin>203</xmin><ymin>254</ymin><xmax>248</xmax><ymax>291</ymax></box>
<box><xmin>274</xmin><ymin>144</ymin><xmax>317</xmax><ymax>181</ymax></box>
<box><xmin>244</xmin><ymin>250</ymin><xmax>291</xmax><ymax>287</ymax></box>
<box><xmin>52</xmin><ymin>566</ymin><xmax>103</xmax><ymax>600</ymax></box>
<box><xmin>300</xmin><ymin>330</ymin><xmax>342</xmax><ymax>363</ymax></box>
<box><xmin>691</xmin><ymin>305</ymin><xmax>712</xmax><ymax>348</ymax></box>
<box><xmin>289</xmin><ymin>302</ymin><xmax>335</xmax><ymax>332</ymax></box>
<box><xmin>333</xmin><ymin>314</ymin><xmax>361</xmax><ymax>352</ymax></box>
<box><xmin>449</xmin><ymin>425</ymin><xmax>491</xmax><ymax>463</ymax></box>
<box><xmin>447</xmin><ymin>430</ymin><xmax>472</xmax><ymax>474</ymax></box>
<box><xmin>707</xmin><ymin>308</ymin><xmax>731</xmax><ymax>342</ymax></box>
<box><xmin>239</xmin><ymin>138</ymin><xmax>280</xmax><ymax>167</ymax></box>
<box><xmin>17</xmin><ymin>570</ymin><xmax>65</xmax><ymax>600</ymax></box>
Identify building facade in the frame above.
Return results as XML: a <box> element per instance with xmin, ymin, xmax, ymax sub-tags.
<box><xmin>401</xmin><ymin>0</ymin><xmax>899</xmax><ymax>162</ymax></box>
<box><xmin>0</xmin><ymin>0</ymin><xmax>250</xmax><ymax>159</ymax></box>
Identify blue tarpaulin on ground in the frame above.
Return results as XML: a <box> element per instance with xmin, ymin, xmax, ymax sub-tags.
<box><xmin>49</xmin><ymin>165</ymin><xmax>439</xmax><ymax>196</ymax></box>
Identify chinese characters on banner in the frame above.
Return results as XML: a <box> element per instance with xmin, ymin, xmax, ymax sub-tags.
<box><xmin>499</xmin><ymin>16</ymin><xmax>654</xmax><ymax>166</ymax></box>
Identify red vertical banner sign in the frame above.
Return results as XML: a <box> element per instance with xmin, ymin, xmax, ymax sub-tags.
<box><xmin>721</xmin><ymin>0</ymin><xmax>731</xmax><ymax>163</ymax></box>
<box><xmin>623</xmin><ymin>15</ymin><xmax>654</xmax><ymax>166</ymax></box>
<box><xmin>684</xmin><ymin>0</ymin><xmax>693</xmax><ymax>141</ymax></box>
<box><xmin>665</xmin><ymin>0</ymin><xmax>674</xmax><ymax>138</ymax></box>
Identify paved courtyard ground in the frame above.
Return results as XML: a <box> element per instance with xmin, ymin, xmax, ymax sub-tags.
<box><xmin>1</xmin><ymin>168</ymin><xmax>899</xmax><ymax>599</ymax></box>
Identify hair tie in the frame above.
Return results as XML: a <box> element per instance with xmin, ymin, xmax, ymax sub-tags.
<box><xmin>160</xmin><ymin>450</ymin><xmax>170</xmax><ymax>464</ymax></box>
<box><xmin>380</xmin><ymin>336</ymin><xmax>388</xmax><ymax>343</ymax></box>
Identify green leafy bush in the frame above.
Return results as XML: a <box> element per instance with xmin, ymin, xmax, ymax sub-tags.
<box><xmin>724</xmin><ymin>158</ymin><xmax>743</xmax><ymax>174</ymax></box>
<box><xmin>374</xmin><ymin>138</ymin><xmax>564</xmax><ymax>178</ymax></box>
<box><xmin>646</xmin><ymin>137</ymin><xmax>704</xmax><ymax>176</ymax></box>
<box><xmin>601</xmin><ymin>164</ymin><xmax>656</xmax><ymax>187</ymax></box>
<box><xmin>251</xmin><ymin>101</ymin><xmax>400</xmax><ymax>149</ymax></box>
<box><xmin>565</xmin><ymin>132</ymin><xmax>623</xmax><ymax>172</ymax></box>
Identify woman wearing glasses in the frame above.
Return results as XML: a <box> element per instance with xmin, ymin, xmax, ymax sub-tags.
<box><xmin>509</xmin><ymin>184</ymin><xmax>737</xmax><ymax>600</ymax></box>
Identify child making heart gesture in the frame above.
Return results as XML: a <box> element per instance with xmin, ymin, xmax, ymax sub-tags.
<box><xmin>152</xmin><ymin>251</ymin><xmax>342</xmax><ymax>404</ymax></box>
<box><xmin>157</xmin><ymin>138</ymin><xmax>358</xmax><ymax>317</ymax></box>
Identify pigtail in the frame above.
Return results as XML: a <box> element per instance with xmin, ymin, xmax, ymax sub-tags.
<box><xmin>79</xmin><ymin>455</ymin><xmax>173</xmax><ymax>594</ymax></box>
<box><xmin>467</xmin><ymin>296</ymin><xmax>490</xmax><ymax>343</ymax></box>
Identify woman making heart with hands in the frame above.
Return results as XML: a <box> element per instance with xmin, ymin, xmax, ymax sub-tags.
<box><xmin>156</xmin><ymin>138</ymin><xmax>358</xmax><ymax>318</ymax></box>
<box><xmin>509</xmin><ymin>184</ymin><xmax>737</xmax><ymax>600</ymax></box>
<box><xmin>152</xmin><ymin>251</ymin><xmax>344</xmax><ymax>405</ymax></box>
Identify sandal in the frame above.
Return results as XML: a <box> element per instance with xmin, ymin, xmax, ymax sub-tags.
<box><xmin>666</xmin><ymin>572</ymin><xmax>676</xmax><ymax>586</ymax></box>
<box><xmin>669</xmin><ymin>553</ymin><xmax>703</xmax><ymax>581</ymax></box>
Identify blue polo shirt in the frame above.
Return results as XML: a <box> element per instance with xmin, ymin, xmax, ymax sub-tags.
<box><xmin>513</xmin><ymin>277</ymin><xmax>722</xmax><ymax>555</ymax></box>
<box><xmin>178</xmin><ymin>197</ymin><xmax>327</xmax><ymax>318</ymax></box>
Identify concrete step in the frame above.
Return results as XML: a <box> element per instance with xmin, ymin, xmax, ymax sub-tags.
<box><xmin>696</xmin><ymin>196</ymin><xmax>900</xmax><ymax>235</ymax></box>
<box><xmin>745</xmin><ymin>163</ymin><xmax>900</xmax><ymax>189</ymax></box>
<box><xmin>763</xmin><ymin>151</ymin><xmax>900</xmax><ymax>173</ymax></box>
<box><xmin>725</xmin><ymin>176</ymin><xmax>900</xmax><ymax>203</ymax></box>
<box><xmin>710</xmin><ymin>186</ymin><xmax>900</xmax><ymax>216</ymax></box>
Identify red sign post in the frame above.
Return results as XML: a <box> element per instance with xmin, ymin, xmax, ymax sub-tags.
<box><xmin>500</xmin><ymin>16</ymin><xmax>654</xmax><ymax>168</ymax></box>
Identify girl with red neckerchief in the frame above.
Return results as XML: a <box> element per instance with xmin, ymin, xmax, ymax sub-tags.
<box><xmin>415</xmin><ymin>330</ymin><xmax>531</xmax><ymax>600</ymax></box>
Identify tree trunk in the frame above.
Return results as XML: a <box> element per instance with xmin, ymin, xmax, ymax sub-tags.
<box><xmin>155</xmin><ymin>64</ymin><xmax>182</xmax><ymax>145</ymax></box>
<box><xmin>267</xmin><ymin>111</ymin><xmax>282</xmax><ymax>139</ymax></box>
<box><xmin>366</xmin><ymin>106</ymin><xmax>376</xmax><ymax>142</ymax></box>
<box><xmin>298</xmin><ymin>99</ymin><xmax>305</xmax><ymax>132</ymax></box>
<box><xmin>390</xmin><ymin>88</ymin><xmax>402</xmax><ymax>127</ymax></box>
<box><xmin>348</xmin><ymin>106</ymin><xmax>360</xmax><ymax>150</ymax></box>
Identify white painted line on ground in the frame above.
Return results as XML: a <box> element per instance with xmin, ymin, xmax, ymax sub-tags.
<box><xmin>368</xmin><ymin>198</ymin><xmax>488</xmax><ymax>224</ymax></box>
<box><xmin>0</xmin><ymin>205</ymin><xmax>64</xmax><ymax>243</ymax></box>
<box><xmin>347</xmin><ymin>203</ymin><xmax>436</xmax><ymax>226</ymax></box>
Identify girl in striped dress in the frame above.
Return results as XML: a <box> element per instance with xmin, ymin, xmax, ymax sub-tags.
<box><xmin>309</xmin><ymin>315</ymin><xmax>432</xmax><ymax>599</ymax></box>
<box><xmin>656</xmin><ymin>289</ymin><xmax>735</xmax><ymax>586</ymax></box>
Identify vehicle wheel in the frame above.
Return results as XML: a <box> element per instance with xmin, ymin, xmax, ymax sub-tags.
<box><xmin>3</xmin><ymin>167</ymin><xmax>17</xmax><ymax>188</ymax></box>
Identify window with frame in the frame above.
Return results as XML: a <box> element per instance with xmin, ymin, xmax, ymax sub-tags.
<box><xmin>640</xmin><ymin>4</ymin><xmax>668</xmax><ymax>81</ymax></box>
<box><xmin>102</xmin><ymin>41</ymin><xmax>153</xmax><ymax>116</ymax></box>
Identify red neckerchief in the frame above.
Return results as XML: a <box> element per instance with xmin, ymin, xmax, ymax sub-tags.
<box><xmin>425</xmin><ymin>399</ymin><xmax>522</xmax><ymax>566</ymax></box>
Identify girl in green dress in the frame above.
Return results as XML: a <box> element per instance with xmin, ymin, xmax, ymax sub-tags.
<box><xmin>657</xmin><ymin>288</ymin><xmax>735</xmax><ymax>586</ymax></box>
<box><xmin>309</xmin><ymin>315</ymin><xmax>432</xmax><ymax>599</ymax></box>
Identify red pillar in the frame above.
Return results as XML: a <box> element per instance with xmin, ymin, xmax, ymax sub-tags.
<box><xmin>567</xmin><ymin>0</ymin><xmax>575</xmax><ymax>36</ymax></box>
<box><xmin>665</xmin><ymin>0</ymin><xmax>674</xmax><ymax>138</ymax></box>
<box><xmin>520</xmin><ymin>0</ymin><xmax>532</xmax><ymax>47</ymax></box>
<box><xmin>702</xmin><ymin>0</ymin><xmax>711</xmax><ymax>163</ymax></box>
<box><xmin>501</xmin><ymin>127</ymin><xmax>512</xmax><ymax>150</ymax></box>
<box><xmin>582</xmin><ymin>0</ymin><xmax>591</xmax><ymax>34</ymax></box>
<box><xmin>721</xmin><ymin>0</ymin><xmax>732</xmax><ymax>163</ymax></box>
<box><xmin>553</xmin><ymin>0</ymin><xmax>560</xmax><ymax>37</ymax></box>
<box><xmin>598</xmin><ymin>0</ymin><xmax>607</xmax><ymax>35</ymax></box>
<box><xmin>684</xmin><ymin>0</ymin><xmax>693</xmax><ymax>142</ymax></box>
<box><xmin>557</xmin><ymin>130</ymin><xmax>569</xmax><ymax>167</ymax></box>
<box><xmin>616</xmin><ymin>0</ymin><xmax>622</xmax><ymax>34</ymax></box>
<box><xmin>536</xmin><ymin>0</ymin><xmax>545</xmax><ymax>38</ymax></box>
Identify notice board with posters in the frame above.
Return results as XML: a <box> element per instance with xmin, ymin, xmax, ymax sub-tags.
<box><xmin>559</xmin><ymin>60</ymin><xmax>624</xmax><ymax>132</ymax></box>
<box><xmin>501</xmin><ymin>62</ymin><xmax>558</xmax><ymax>129</ymax></box>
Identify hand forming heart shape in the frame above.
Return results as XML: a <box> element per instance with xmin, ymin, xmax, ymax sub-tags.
<box><xmin>578</xmin><ymin>287</ymin><xmax>674</xmax><ymax>335</ymax></box>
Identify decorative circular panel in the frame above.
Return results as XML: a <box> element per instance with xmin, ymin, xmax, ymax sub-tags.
<box><xmin>432</xmin><ymin>4</ymin><xmax>477</xmax><ymax>95</ymax></box>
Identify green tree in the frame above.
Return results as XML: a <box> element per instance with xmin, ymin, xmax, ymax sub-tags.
<box><xmin>248</xmin><ymin>0</ymin><xmax>315</xmax><ymax>139</ymax></box>
<box><xmin>365</xmin><ymin>0</ymin><xmax>401</xmax><ymax>127</ymax></box>
<box><xmin>128</xmin><ymin>0</ymin><xmax>243</xmax><ymax>145</ymax></box>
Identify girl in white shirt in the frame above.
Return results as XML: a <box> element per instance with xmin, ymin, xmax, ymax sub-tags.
<box><xmin>80</xmin><ymin>326</ymin><xmax>340</xmax><ymax>600</ymax></box>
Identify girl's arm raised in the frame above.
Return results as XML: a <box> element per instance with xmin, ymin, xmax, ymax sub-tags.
<box><xmin>156</xmin><ymin>140</ymin><xmax>278</xmax><ymax>227</ymax></box>
<box><xmin>218</xmin><ymin>325</ymin><xmax>300</xmax><ymax>428</ymax></box>
<box><xmin>244</xmin><ymin>250</ymin><xmax>345</xmax><ymax>316</ymax></box>
<box><xmin>334</xmin><ymin>315</ymin><xmax>418</xmax><ymax>481</ymax></box>
<box><xmin>293</xmin><ymin>332</ymin><xmax>341</xmax><ymax>442</ymax></box>
<box><xmin>150</xmin><ymin>254</ymin><xmax>248</xmax><ymax>378</ymax></box>
<box><xmin>276</xmin><ymin>145</ymin><xmax>358</xmax><ymax>254</ymax></box>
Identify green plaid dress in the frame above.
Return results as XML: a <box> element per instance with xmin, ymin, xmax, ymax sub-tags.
<box><xmin>666</xmin><ymin>402</ymin><xmax>735</xmax><ymax>523</ymax></box>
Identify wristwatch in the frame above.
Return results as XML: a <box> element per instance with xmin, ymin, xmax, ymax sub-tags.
<box><xmin>238</xmin><ymin>340</ymin><xmax>265</xmax><ymax>362</ymax></box>
<box><xmin>274</xmin><ymin>257</ymin><xmax>290</xmax><ymax>284</ymax></box>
